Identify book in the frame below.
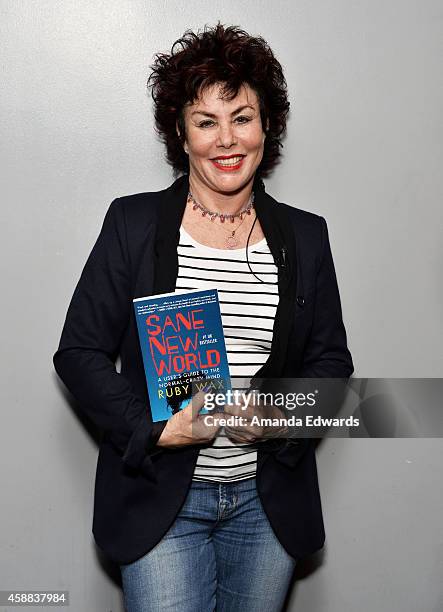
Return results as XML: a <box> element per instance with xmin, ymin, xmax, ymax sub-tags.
<box><xmin>133</xmin><ymin>288</ymin><xmax>231</xmax><ymax>422</ymax></box>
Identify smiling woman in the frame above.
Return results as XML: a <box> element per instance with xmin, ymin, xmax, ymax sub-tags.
<box><xmin>182</xmin><ymin>82</ymin><xmax>267</xmax><ymax>184</ymax></box>
<box><xmin>53</xmin><ymin>21</ymin><xmax>353</xmax><ymax>612</ymax></box>
<box><xmin>179</xmin><ymin>82</ymin><xmax>268</xmax><ymax>249</ymax></box>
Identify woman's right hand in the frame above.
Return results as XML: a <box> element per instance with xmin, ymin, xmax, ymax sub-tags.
<box><xmin>156</xmin><ymin>390</ymin><xmax>221</xmax><ymax>448</ymax></box>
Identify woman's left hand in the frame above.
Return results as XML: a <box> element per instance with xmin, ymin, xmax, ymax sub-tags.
<box><xmin>223</xmin><ymin>394</ymin><xmax>289</xmax><ymax>443</ymax></box>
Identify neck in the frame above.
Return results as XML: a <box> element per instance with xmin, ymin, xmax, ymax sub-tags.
<box><xmin>188</xmin><ymin>174</ymin><xmax>254</xmax><ymax>216</ymax></box>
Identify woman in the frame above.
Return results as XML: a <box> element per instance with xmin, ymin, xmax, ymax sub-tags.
<box><xmin>53</xmin><ymin>23</ymin><xmax>353</xmax><ymax>612</ymax></box>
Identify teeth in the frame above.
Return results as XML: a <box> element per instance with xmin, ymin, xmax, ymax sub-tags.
<box><xmin>213</xmin><ymin>156</ymin><xmax>243</xmax><ymax>166</ymax></box>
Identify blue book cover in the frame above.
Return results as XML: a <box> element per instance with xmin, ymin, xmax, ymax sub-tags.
<box><xmin>133</xmin><ymin>288</ymin><xmax>231</xmax><ymax>422</ymax></box>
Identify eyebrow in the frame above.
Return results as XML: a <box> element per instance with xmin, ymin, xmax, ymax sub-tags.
<box><xmin>190</xmin><ymin>104</ymin><xmax>255</xmax><ymax>118</ymax></box>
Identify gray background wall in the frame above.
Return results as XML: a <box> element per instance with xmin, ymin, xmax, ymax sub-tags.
<box><xmin>1</xmin><ymin>1</ymin><xmax>442</xmax><ymax>610</ymax></box>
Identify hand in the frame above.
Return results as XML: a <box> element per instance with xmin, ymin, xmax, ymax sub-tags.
<box><xmin>156</xmin><ymin>390</ymin><xmax>222</xmax><ymax>448</ymax></box>
<box><xmin>223</xmin><ymin>393</ymin><xmax>289</xmax><ymax>443</ymax></box>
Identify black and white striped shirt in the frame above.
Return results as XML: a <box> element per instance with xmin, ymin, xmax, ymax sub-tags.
<box><xmin>176</xmin><ymin>226</ymin><xmax>279</xmax><ymax>482</ymax></box>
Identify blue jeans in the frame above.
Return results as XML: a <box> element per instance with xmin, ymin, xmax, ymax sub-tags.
<box><xmin>120</xmin><ymin>477</ymin><xmax>297</xmax><ymax>612</ymax></box>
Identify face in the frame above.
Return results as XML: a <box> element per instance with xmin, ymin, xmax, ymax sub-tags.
<box><xmin>180</xmin><ymin>82</ymin><xmax>268</xmax><ymax>195</ymax></box>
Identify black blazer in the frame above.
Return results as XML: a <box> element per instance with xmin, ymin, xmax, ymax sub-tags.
<box><xmin>53</xmin><ymin>174</ymin><xmax>353</xmax><ymax>565</ymax></box>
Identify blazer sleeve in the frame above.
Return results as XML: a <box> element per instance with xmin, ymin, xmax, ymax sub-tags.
<box><xmin>53</xmin><ymin>198</ymin><xmax>162</xmax><ymax>480</ymax></box>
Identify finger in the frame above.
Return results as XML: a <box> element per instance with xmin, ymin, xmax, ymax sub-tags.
<box><xmin>225</xmin><ymin>425</ymin><xmax>257</xmax><ymax>443</ymax></box>
<box><xmin>195</xmin><ymin>413</ymin><xmax>222</xmax><ymax>430</ymax></box>
<box><xmin>226</xmin><ymin>432</ymin><xmax>257</xmax><ymax>444</ymax></box>
<box><xmin>223</xmin><ymin>403</ymin><xmax>245</xmax><ymax>417</ymax></box>
<box><xmin>193</xmin><ymin>418</ymin><xmax>221</xmax><ymax>443</ymax></box>
<box><xmin>181</xmin><ymin>389</ymin><xmax>211</xmax><ymax>419</ymax></box>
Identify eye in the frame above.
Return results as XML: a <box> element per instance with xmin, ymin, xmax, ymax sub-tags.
<box><xmin>234</xmin><ymin>115</ymin><xmax>252</xmax><ymax>124</ymax></box>
<box><xmin>197</xmin><ymin>120</ymin><xmax>215</xmax><ymax>128</ymax></box>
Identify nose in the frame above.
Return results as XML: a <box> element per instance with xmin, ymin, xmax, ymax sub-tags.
<box><xmin>216</xmin><ymin>122</ymin><xmax>237</xmax><ymax>148</ymax></box>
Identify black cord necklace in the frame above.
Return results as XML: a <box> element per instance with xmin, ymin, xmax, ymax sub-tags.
<box><xmin>245</xmin><ymin>213</ymin><xmax>269</xmax><ymax>284</ymax></box>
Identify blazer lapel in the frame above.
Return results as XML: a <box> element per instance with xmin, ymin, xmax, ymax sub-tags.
<box><xmin>152</xmin><ymin>175</ymin><xmax>188</xmax><ymax>295</ymax></box>
<box><xmin>252</xmin><ymin>180</ymin><xmax>298</xmax><ymax>378</ymax></box>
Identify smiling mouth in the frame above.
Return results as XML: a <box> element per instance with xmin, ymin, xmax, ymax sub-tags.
<box><xmin>211</xmin><ymin>155</ymin><xmax>245</xmax><ymax>168</ymax></box>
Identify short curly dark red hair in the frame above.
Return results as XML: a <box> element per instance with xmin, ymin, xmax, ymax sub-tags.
<box><xmin>147</xmin><ymin>22</ymin><xmax>290</xmax><ymax>178</ymax></box>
